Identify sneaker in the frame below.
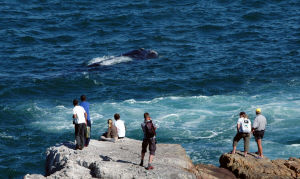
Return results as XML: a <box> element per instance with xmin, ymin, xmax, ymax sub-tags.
<box><xmin>256</xmin><ymin>156</ymin><xmax>263</xmax><ymax>159</ymax></box>
<box><xmin>146</xmin><ymin>166</ymin><xmax>154</xmax><ymax>170</ymax></box>
<box><xmin>139</xmin><ymin>161</ymin><xmax>143</xmax><ymax>167</ymax></box>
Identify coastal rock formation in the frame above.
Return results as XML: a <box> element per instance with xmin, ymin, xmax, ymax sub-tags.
<box><xmin>25</xmin><ymin>138</ymin><xmax>235</xmax><ymax>179</ymax></box>
<box><xmin>219</xmin><ymin>151</ymin><xmax>300</xmax><ymax>179</ymax></box>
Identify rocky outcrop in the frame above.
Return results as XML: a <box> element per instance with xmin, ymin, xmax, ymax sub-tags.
<box><xmin>219</xmin><ymin>151</ymin><xmax>300</xmax><ymax>179</ymax></box>
<box><xmin>25</xmin><ymin>138</ymin><xmax>234</xmax><ymax>179</ymax></box>
<box><xmin>192</xmin><ymin>164</ymin><xmax>236</xmax><ymax>179</ymax></box>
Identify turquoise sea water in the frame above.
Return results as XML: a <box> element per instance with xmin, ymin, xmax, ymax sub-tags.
<box><xmin>0</xmin><ymin>0</ymin><xmax>300</xmax><ymax>178</ymax></box>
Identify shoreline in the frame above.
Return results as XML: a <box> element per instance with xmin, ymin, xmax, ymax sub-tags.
<box><xmin>24</xmin><ymin>138</ymin><xmax>235</xmax><ymax>179</ymax></box>
<box><xmin>24</xmin><ymin>138</ymin><xmax>299</xmax><ymax>179</ymax></box>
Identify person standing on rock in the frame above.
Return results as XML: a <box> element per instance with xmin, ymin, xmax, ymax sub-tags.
<box><xmin>231</xmin><ymin>112</ymin><xmax>251</xmax><ymax>157</ymax></box>
<box><xmin>114</xmin><ymin>113</ymin><xmax>126</xmax><ymax>139</ymax></box>
<box><xmin>80</xmin><ymin>95</ymin><xmax>91</xmax><ymax>147</ymax></box>
<box><xmin>140</xmin><ymin>112</ymin><xmax>157</xmax><ymax>170</ymax></box>
<box><xmin>73</xmin><ymin>99</ymin><xmax>87</xmax><ymax>150</ymax></box>
<box><xmin>252</xmin><ymin>108</ymin><xmax>267</xmax><ymax>159</ymax></box>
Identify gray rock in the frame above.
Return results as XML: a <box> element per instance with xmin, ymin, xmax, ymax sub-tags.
<box><xmin>25</xmin><ymin>138</ymin><xmax>198</xmax><ymax>179</ymax></box>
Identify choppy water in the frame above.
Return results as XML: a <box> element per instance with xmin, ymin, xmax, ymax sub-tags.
<box><xmin>0</xmin><ymin>0</ymin><xmax>300</xmax><ymax>178</ymax></box>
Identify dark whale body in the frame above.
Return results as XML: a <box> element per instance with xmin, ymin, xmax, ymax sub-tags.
<box><xmin>88</xmin><ymin>48</ymin><xmax>158</xmax><ymax>67</ymax></box>
<box><xmin>122</xmin><ymin>48</ymin><xmax>158</xmax><ymax>60</ymax></box>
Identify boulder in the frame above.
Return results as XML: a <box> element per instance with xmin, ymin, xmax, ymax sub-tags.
<box><xmin>25</xmin><ymin>138</ymin><xmax>232</xmax><ymax>179</ymax></box>
<box><xmin>193</xmin><ymin>164</ymin><xmax>236</xmax><ymax>179</ymax></box>
<box><xmin>219</xmin><ymin>151</ymin><xmax>300</xmax><ymax>179</ymax></box>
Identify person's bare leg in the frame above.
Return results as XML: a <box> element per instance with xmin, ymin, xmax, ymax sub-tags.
<box><xmin>146</xmin><ymin>154</ymin><xmax>154</xmax><ymax>170</ymax></box>
<box><xmin>140</xmin><ymin>152</ymin><xmax>145</xmax><ymax>166</ymax></box>
<box><xmin>257</xmin><ymin>139</ymin><xmax>264</xmax><ymax>158</ymax></box>
<box><xmin>244</xmin><ymin>135</ymin><xmax>250</xmax><ymax>157</ymax></box>
<box><xmin>149</xmin><ymin>154</ymin><xmax>154</xmax><ymax>164</ymax></box>
<box><xmin>141</xmin><ymin>152</ymin><xmax>145</xmax><ymax>160</ymax></box>
<box><xmin>232</xmin><ymin>146</ymin><xmax>237</xmax><ymax>154</ymax></box>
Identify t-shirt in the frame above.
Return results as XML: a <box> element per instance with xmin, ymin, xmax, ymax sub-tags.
<box><xmin>80</xmin><ymin>101</ymin><xmax>90</xmax><ymax>122</ymax></box>
<box><xmin>237</xmin><ymin>117</ymin><xmax>251</xmax><ymax>133</ymax></box>
<box><xmin>115</xmin><ymin>120</ymin><xmax>126</xmax><ymax>137</ymax></box>
<box><xmin>141</xmin><ymin>120</ymin><xmax>157</xmax><ymax>139</ymax></box>
<box><xmin>107</xmin><ymin>125</ymin><xmax>118</xmax><ymax>138</ymax></box>
<box><xmin>73</xmin><ymin>105</ymin><xmax>86</xmax><ymax>124</ymax></box>
<box><xmin>253</xmin><ymin>114</ymin><xmax>267</xmax><ymax>131</ymax></box>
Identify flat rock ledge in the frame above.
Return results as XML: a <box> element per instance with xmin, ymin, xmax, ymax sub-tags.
<box><xmin>24</xmin><ymin>138</ymin><xmax>235</xmax><ymax>179</ymax></box>
<box><xmin>219</xmin><ymin>151</ymin><xmax>300</xmax><ymax>179</ymax></box>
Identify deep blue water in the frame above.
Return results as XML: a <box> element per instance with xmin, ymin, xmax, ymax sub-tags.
<box><xmin>0</xmin><ymin>0</ymin><xmax>300</xmax><ymax>178</ymax></box>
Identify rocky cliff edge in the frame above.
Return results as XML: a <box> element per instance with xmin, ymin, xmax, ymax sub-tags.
<box><xmin>24</xmin><ymin>138</ymin><xmax>235</xmax><ymax>179</ymax></box>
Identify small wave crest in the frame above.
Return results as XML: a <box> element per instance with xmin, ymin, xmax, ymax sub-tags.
<box><xmin>88</xmin><ymin>56</ymin><xmax>133</xmax><ymax>66</ymax></box>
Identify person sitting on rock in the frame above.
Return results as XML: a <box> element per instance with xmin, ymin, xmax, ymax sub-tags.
<box><xmin>140</xmin><ymin>112</ymin><xmax>157</xmax><ymax>170</ymax></box>
<box><xmin>231</xmin><ymin>112</ymin><xmax>251</xmax><ymax>157</ymax></box>
<box><xmin>114</xmin><ymin>113</ymin><xmax>126</xmax><ymax>139</ymax></box>
<box><xmin>100</xmin><ymin>119</ymin><xmax>118</xmax><ymax>142</ymax></box>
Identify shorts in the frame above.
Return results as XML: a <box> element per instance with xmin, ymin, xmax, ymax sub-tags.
<box><xmin>233</xmin><ymin>132</ymin><xmax>250</xmax><ymax>152</ymax></box>
<box><xmin>142</xmin><ymin>138</ymin><xmax>156</xmax><ymax>155</ymax></box>
<box><xmin>254</xmin><ymin>130</ymin><xmax>265</xmax><ymax>140</ymax></box>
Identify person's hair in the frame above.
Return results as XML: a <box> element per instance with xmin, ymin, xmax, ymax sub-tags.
<box><xmin>107</xmin><ymin>119</ymin><xmax>113</xmax><ymax>128</ymax></box>
<box><xmin>73</xmin><ymin>99</ymin><xmax>78</xmax><ymax>106</ymax></box>
<box><xmin>244</xmin><ymin>114</ymin><xmax>248</xmax><ymax>119</ymax></box>
<box><xmin>80</xmin><ymin>95</ymin><xmax>86</xmax><ymax>101</ymax></box>
<box><xmin>114</xmin><ymin>113</ymin><xmax>120</xmax><ymax>120</ymax></box>
<box><xmin>239</xmin><ymin>112</ymin><xmax>246</xmax><ymax>117</ymax></box>
<box><xmin>144</xmin><ymin>112</ymin><xmax>150</xmax><ymax>119</ymax></box>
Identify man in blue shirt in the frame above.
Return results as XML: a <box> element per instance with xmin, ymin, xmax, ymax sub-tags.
<box><xmin>80</xmin><ymin>95</ymin><xmax>91</xmax><ymax>147</ymax></box>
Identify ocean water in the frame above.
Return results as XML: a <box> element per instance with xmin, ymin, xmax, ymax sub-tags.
<box><xmin>0</xmin><ymin>0</ymin><xmax>300</xmax><ymax>178</ymax></box>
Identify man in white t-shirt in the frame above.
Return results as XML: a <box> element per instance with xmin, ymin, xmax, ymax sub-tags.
<box><xmin>73</xmin><ymin>99</ymin><xmax>87</xmax><ymax>150</ymax></box>
<box><xmin>114</xmin><ymin>113</ymin><xmax>126</xmax><ymax>139</ymax></box>
<box><xmin>231</xmin><ymin>112</ymin><xmax>251</xmax><ymax>157</ymax></box>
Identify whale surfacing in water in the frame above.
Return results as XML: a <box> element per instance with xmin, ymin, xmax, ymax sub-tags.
<box><xmin>121</xmin><ymin>48</ymin><xmax>158</xmax><ymax>60</ymax></box>
<box><xmin>87</xmin><ymin>48</ymin><xmax>158</xmax><ymax>67</ymax></box>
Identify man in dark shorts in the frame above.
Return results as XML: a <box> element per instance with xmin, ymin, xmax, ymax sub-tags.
<box><xmin>80</xmin><ymin>95</ymin><xmax>91</xmax><ymax>147</ymax></box>
<box><xmin>252</xmin><ymin>108</ymin><xmax>267</xmax><ymax>159</ymax></box>
<box><xmin>140</xmin><ymin>112</ymin><xmax>157</xmax><ymax>170</ymax></box>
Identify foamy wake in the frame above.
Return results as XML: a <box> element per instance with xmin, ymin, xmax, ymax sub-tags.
<box><xmin>88</xmin><ymin>56</ymin><xmax>133</xmax><ymax>66</ymax></box>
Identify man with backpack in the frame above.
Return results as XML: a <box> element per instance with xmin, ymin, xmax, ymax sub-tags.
<box><xmin>231</xmin><ymin>112</ymin><xmax>251</xmax><ymax>157</ymax></box>
<box><xmin>140</xmin><ymin>112</ymin><xmax>157</xmax><ymax>170</ymax></box>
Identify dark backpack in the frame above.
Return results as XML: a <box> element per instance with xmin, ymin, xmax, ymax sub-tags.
<box><xmin>145</xmin><ymin>121</ymin><xmax>156</xmax><ymax>138</ymax></box>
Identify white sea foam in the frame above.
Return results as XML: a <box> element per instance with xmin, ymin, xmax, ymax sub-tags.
<box><xmin>56</xmin><ymin>105</ymin><xmax>67</xmax><ymax>109</ymax></box>
<box><xmin>88</xmin><ymin>56</ymin><xmax>132</xmax><ymax>66</ymax></box>
<box><xmin>289</xmin><ymin>144</ymin><xmax>300</xmax><ymax>147</ymax></box>
<box><xmin>195</xmin><ymin>131</ymin><xmax>218</xmax><ymax>139</ymax></box>
<box><xmin>0</xmin><ymin>132</ymin><xmax>18</xmax><ymax>140</ymax></box>
<box><xmin>160</xmin><ymin>113</ymin><xmax>179</xmax><ymax>119</ymax></box>
<box><xmin>27</xmin><ymin>93</ymin><xmax>300</xmax><ymax>156</ymax></box>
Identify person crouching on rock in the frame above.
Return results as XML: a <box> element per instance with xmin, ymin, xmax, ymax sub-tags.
<box><xmin>114</xmin><ymin>113</ymin><xmax>126</xmax><ymax>139</ymax></box>
<box><xmin>140</xmin><ymin>112</ymin><xmax>157</xmax><ymax>170</ymax></box>
<box><xmin>231</xmin><ymin>112</ymin><xmax>251</xmax><ymax>157</ymax></box>
<box><xmin>72</xmin><ymin>99</ymin><xmax>87</xmax><ymax>150</ymax></box>
<box><xmin>100</xmin><ymin>119</ymin><xmax>118</xmax><ymax>142</ymax></box>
